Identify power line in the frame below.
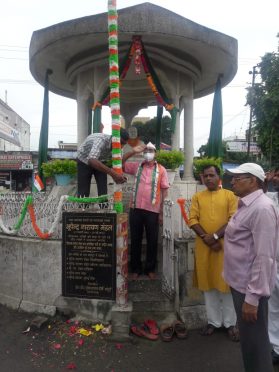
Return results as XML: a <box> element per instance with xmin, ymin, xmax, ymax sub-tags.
<box><xmin>0</xmin><ymin>79</ymin><xmax>36</xmax><ymax>84</ymax></box>
<box><xmin>0</xmin><ymin>56</ymin><xmax>28</xmax><ymax>60</ymax></box>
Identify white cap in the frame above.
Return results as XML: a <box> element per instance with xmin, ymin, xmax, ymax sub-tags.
<box><xmin>146</xmin><ymin>142</ymin><xmax>156</xmax><ymax>151</ymax></box>
<box><xmin>226</xmin><ymin>163</ymin><xmax>265</xmax><ymax>182</ymax></box>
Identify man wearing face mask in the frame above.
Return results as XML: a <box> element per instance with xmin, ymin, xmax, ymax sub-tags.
<box><xmin>123</xmin><ymin>142</ymin><xmax>169</xmax><ymax>280</ymax></box>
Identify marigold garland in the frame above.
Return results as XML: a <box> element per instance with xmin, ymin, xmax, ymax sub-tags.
<box><xmin>28</xmin><ymin>205</ymin><xmax>51</xmax><ymax>240</ymax></box>
<box><xmin>177</xmin><ymin>198</ymin><xmax>189</xmax><ymax>226</ymax></box>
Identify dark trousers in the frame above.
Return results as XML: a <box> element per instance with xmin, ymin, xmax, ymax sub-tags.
<box><xmin>77</xmin><ymin>159</ymin><xmax>107</xmax><ymax>197</ymax></box>
<box><xmin>129</xmin><ymin>208</ymin><xmax>159</xmax><ymax>274</ymax></box>
<box><xmin>230</xmin><ymin>287</ymin><xmax>273</xmax><ymax>372</ymax></box>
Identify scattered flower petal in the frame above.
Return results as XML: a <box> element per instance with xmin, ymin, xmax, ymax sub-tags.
<box><xmin>77</xmin><ymin>339</ymin><xmax>84</xmax><ymax>346</ymax></box>
<box><xmin>78</xmin><ymin>328</ymin><xmax>92</xmax><ymax>337</ymax></box>
<box><xmin>92</xmin><ymin>323</ymin><xmax>104</xmax><ymax>332</ymax></box>
<box><xmin>66</xmin><ymin>362</ymin><xmax>77</xmax><ymax>369</ymax></box>
<box><xmin>69</xmin><ymin>326</ymin><xmax>77</xmax><ymax>334</ymax></box>
<box><xmin>101</xmin><ymin>325</ymin><xmax>112</xmax><ymax>335</ymax></box>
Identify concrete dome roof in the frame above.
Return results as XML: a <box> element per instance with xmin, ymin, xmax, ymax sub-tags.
<box><xmin>29</xmin><ymin>2</ymin><xmax>237</xmax><ymax>104</ymax></box>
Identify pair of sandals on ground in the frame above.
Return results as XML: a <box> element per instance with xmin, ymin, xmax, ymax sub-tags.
<box><xmin>200</xmin><ymin>323</ymin><xmax>240</xmax><ymax>342</ymax></box>
<box><xmin>130</xmin><ymin>319</ymin><xmax>188</xmax><ymax>341</ymax></box>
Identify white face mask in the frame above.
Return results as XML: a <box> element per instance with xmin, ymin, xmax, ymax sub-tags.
<box><xmin>143</xmin><ymin>152</ymin><xmax>155</xmax><ymax>162</ymax></box>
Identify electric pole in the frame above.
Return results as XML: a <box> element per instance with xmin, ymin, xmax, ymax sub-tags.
<box><xmin>247</xmin><ymin>66</ymin><xmax>259</xmax><ymax>160</ymax></box>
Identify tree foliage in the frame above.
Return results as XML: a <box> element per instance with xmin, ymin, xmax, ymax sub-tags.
<box><xmin>246</xmin><ymin>36</ymin><xmax>279</xmax><ymax>165</ymax></box>
<box><xmin>133</xmin><ymin>116</ymin><xmax>172</xmax><ymax>145</ymax></box>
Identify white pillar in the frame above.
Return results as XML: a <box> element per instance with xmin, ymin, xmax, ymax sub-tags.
<box><xmin>77</xmin><ymin>97</ymin><xmax>89</xmax><ymax>146</ymax></box>
<box><xmin>181</xmin><ymin>86</ymin><xmax>194</xmax><ymax>181</ymax></box>
<box><xmin>77</xmin><ymin>72</ymin><xmax>92</xmax><ymax>146</ymax></box>
<box><xmin>171</xmin><ymin>96</ymin><xmax>180</xmax><ymax>150</ymax></box>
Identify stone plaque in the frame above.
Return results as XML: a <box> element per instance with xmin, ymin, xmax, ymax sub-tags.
<box><xmin>62</xmin><ymin>212</ymin><xmax>116</xmax><ymax>300</ymax></box>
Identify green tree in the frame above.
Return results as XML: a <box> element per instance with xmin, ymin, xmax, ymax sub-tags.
<box><xmin>133</xmin><ymin>116</ymin><xmax>172</xmax><ymax>145</ymax></box>
<box><xmin>246</xmin><ymin>35</ymin><xmax>279</xmax><ymax>166</ymax></box>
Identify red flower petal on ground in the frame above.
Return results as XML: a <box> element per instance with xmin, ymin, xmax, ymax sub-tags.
<box><xmin>66</xmin><ymin>362</ymin><xmax>77</xmax><ymax>369</ymax></box>
<box><xmin>69</xmin><ymin>326</ymin><xmax>77</xmax><ymax>334</ymax></box>
<box><xmin>77</xmin><ymin>339</ymin><xmax>84</xmax><ymax>346</ymax></box>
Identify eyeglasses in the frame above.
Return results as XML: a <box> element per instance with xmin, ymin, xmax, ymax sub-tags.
<box><xmin>231</xmin><ymin>176</ymin><xmax>251</xmax><ymax>182</ymax></box>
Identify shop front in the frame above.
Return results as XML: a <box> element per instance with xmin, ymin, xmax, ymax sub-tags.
<box><xmin>0</xmin><ymin>153</ymin><xmax>33</xmax><ymax>192</ymax></box>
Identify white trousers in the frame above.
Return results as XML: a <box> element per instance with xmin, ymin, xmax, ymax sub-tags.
<box><xmin>204</xmin><ymin>289</ymin><xmax>237</xmax><ymax>328</ymax></box>
<box><xmin>268</xmin><ymin>272</ymin><xmax>279</xmax><ymax>354</ymax></box>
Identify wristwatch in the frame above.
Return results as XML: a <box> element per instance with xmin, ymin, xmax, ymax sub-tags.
<box><xmin>213</xmin><ymin>233</ymin><xmax>219</xmax><ymax>240</ymax></box>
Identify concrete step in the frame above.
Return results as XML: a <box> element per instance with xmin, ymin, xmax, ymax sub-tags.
<box><xmin>128</xmin><ymin>276</ymin><xmax>175</xmax><ymax>324</ymax></box>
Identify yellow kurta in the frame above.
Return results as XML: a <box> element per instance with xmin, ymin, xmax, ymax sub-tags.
<box><xmin>189</xmin><ymin>188</ymin><xmax>237</xmax><ymax>293</ymax></box>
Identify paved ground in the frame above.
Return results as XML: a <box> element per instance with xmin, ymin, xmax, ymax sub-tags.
<box><xmin>0</xmin><ymin>304</ymin><xmax>278</xmax><ymax>372</ymax></box>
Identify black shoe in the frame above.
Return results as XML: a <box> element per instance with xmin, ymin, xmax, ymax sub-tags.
<box><xmin>271</xmin><ymin>349</ymin><xmax>279</xmax><ymax>365</ymax></box>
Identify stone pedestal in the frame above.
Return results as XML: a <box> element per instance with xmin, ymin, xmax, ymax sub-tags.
<box><xmin>174</xmin><ymin>238</ymin><xmax>206</xmax><ymax>329</ymax></box>
<box><xmin>111</xmin><ymin>302</ymin><xmax>133</xmax><ymax>341</ymax></box>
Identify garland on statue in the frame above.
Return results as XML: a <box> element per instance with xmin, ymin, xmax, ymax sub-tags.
<box><xmin>108</xmin><ymin>0</ymin><xmax>123</xmax><ymax>213</ymax></box>
<box><xmin>0</xmin><ymin>194</ymin><xmax>111</xmax><ymax>239</ymax></box>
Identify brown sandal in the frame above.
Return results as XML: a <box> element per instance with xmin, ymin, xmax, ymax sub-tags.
<box><xmin>173</xmin><ymin>320</ymin><xmax>188</xmax><ymax>339</ymax></box>
<box><xmin>227</xmin><ymin>325</ymin><xmax>240</xmax><ymax>342</ymax></box>
<box><xmin>199</xmin><ymin>324</ymin><xmax>216</xmax><ymax>336</ymax></box>
<box><xmin>160</xmin><ymin>324</ymin><xmax>174</xmax><ymax>342</ymax></box>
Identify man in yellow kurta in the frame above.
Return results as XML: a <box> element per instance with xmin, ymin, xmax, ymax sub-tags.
<box><xmin>189</xmin><ymin>165</ymin><xmax>239</xmax><ymax>341</ymax></box>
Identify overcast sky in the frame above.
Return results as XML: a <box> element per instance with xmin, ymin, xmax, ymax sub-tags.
<box><xmin>0</xmin><ymin>0</ymin><xmax>278</xmax><ymax>153</ymax></box>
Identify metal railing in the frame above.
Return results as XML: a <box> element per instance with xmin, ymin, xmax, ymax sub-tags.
<box><xmin>0</xmin><ymin>192</ymin><xmax>114</xmax><ymax>239</ymax></box>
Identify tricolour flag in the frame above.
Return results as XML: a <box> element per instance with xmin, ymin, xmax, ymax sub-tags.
<box><xmin>34</xmin><ymin>174</ymin><xmax>44</xmax><ymax>192</ymax></box>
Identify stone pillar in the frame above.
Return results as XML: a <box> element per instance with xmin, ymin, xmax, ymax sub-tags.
<box><xmin>181</xmin><ymin>85</ymin><xmax>194</xmax><ymax>181</ymax></box>
<box><xmin>77</xmin><ymin>72</ymin><xmax>91</xmax><ymax>146</ymax></box>
<box><xmin>171</xmin><ymin>96</ymin><xmax>180</xmax><ymax>150</ymax></box>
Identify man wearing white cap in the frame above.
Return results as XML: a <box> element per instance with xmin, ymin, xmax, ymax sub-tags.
<box><xmin>123</xmin><ymin>142</ymin><xmax>169</xmax><ymax>279</ymax></box>
<box><xmin>223</xmin><ymin>163</ymin><xmax>279</xmax><ymax>372</ymax></box>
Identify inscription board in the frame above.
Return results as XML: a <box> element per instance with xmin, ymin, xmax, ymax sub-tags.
<box><xmin>62</xmin><ymin>212</ymin><xmax>116</xmax><ymax>300</ymax></box>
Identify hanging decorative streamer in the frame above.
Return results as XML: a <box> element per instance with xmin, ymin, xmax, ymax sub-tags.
<box><xmin>177</xmin><ymin>198</ymin><xmax>189</xmax><ymax>226</ymax></box>
<box><xmin>92</xmin><ymin>35</ymin><xmax>178</xmax><ymax>132</ymax></box>
<box><xmin>28</xmin><ymin>204</ymin><xmax>51</xmax><ymax>239</ymax></box>
<box><xmin>108</xmin><ymin>0</ymin><xmax>123</xmax><ymax>213</ymax></box>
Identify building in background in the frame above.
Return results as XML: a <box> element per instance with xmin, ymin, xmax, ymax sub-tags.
<box><xmin>0</xmin><ymin>98</ymin><xmax>32</xmax><ymax>192</ymax></box>
<box><xmin>225</xmin><ymin>133</ymin><xmax>261</xmax><ymax>159</ymax></box>
<box><xmin>0</xmin><ymin>98</ymin><xmax>30</xmax><ymax>151</ymax></box>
